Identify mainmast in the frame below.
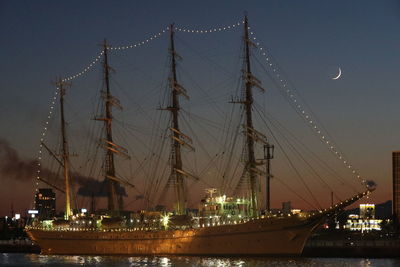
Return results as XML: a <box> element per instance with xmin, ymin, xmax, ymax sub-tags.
<box><xmin>242</xmin><ymin>16</ymin><xmax>265</xmax><ymax>217</ymax></box>
<box><xmin>58</xmin><ymin>79</ymin><xmax>72</xmax><ymax>219</ymax></box>
<box><xmin>102</xmin><ymin>40</ymin><xmax>122</xmax><ymax>213</ymax></box>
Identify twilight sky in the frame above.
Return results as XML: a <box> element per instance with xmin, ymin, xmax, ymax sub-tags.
<box><xmin>0</xmin><ymin>0</ymin><xmax>400</xmax><ymax>216</ymax></box>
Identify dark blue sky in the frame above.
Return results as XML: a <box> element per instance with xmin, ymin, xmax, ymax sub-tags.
<box><xmin>1</xmin><ymin>0</ymin><xmax>399</xmax><ymax>215</ymax></box>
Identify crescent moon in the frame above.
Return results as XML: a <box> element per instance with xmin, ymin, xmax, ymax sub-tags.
<box><xmin>332</xmin><ymin>67</ymin><xmax>342</xmax><ymax>80</ymax></box>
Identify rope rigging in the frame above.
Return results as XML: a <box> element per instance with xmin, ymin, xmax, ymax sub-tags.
<box><xmin>34</xmin><ymin>18</ymin><xmax>371</xmax><ymax>214</ymax></box>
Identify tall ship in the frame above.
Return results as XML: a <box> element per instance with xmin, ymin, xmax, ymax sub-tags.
<box><xmin>26</xmin><ymin>16</ymin><xmax>374</xmax><ymax>255</ymax></box>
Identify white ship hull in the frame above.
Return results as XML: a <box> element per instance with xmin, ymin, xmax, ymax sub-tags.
<box><xmin>27</xmin><ymin>216</ymin><xmax>323</xmax><ymax>256</ymax></box>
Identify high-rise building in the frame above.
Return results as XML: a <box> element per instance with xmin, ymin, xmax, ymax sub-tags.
<box><xmin>392</xmin><ymin>151</ymin><xmax>400</xmax><ymax>224</ymax></box>
<box><xmin>35</xmin><ymin>188</ymin><xmax>56</xmax><ymax>219</ymax></box>
<box><xmin>282</xmin><ymin>201</ymin><xmax>291</xmax><ymax>215</ymax></box>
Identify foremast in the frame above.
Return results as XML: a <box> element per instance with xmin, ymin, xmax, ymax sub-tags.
<box><xmin>57</xmin><ymin>79</ymin><xmax>72</xmax><ymax>219</ymax></box>
<box><xmin>99</xmin><ymin>40</ymin><xmax>124</xmax><ymax>213</ymax></box>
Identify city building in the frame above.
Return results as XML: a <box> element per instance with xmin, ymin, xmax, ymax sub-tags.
<box><xmin>392</xmin><ymin>151</ymin><xmax>400</xmax><ymax>224</ymax></box>
<box><xmin>345</xmin><ymin>203</ymin><xmax>382</xmax><ymax>232</ymax></box>
<box><xmin>35</xmin><ymin>188</ymin><xmax>56</xmax><ymax>219</ymax></box>
<box><xmin>282</xmin><ymin>201</ymin><xmax>291</xmax><ymax>215</ymax></box>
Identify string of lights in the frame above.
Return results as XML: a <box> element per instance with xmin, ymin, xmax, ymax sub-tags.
<box><xmin>34</xmin><ymin>86</ymin><xmax>60</xmax><ymax>207</ymax></box>
<box><xmin>175</xmin><ymin>21</ymin><xmax>243</xmax><ymax>33</ymax></box>
<box><xmin>34</xmin><ymin>20</ymin><xmax>367</xmax><ymax>208</ymax></box>
<box><xmin>249</xmin><ymin>29</ymin><xmax>367</xmax><ymax>188</ymax></box>
<box><xmin>107</xmin><ymin>26</ymin><xmax>169</xmax><ymax>50</ymax></box>
<box><xmin>33</xmin><ymin>21</ymin><xmax>243</xmax><ymax>205</ymax></box>
<box><xmin>34</xmin><ymin>27</ymin><xmax>173</xmax><ymax>199</ymax></box>
<box><xmin>62</xmin><ymin>51</ymin><xmax>104</xmax><ymax>82</ymax></box>
<box><xmin>61</xmin><ymin>27</ymin><xmax>170</xmax><ymax>83</ymax></box>
<box><xmin>59</xmin><ymin>21</ymin><xmax>242</xmax><ymax>84</ymax></box>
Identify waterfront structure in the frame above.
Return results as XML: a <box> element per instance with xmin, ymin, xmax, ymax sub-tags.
<box><xmin>345</xmin><ymin>203</ymin><xmax>381</xmax><ymax>232</ymax></box>
<box><xmin>392</xmin><ymin>151</ymin><xmax>400</xmax><ymax>224</ymax></box>
<box><xmin>35</xmin><ymin>188</ymin><xmax>56</xmax><ymax>220</ymax></box>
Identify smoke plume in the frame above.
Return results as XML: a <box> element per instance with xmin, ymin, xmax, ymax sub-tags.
<box><xmin>0</xmin><ymin>138</ymin><xmax>126</xmax><ymax>197</ymax></box>
<box><xmin>75</xmin><ymin>174</ymin><xmax>127</xmax><ymax>197</ymax></box>
<box><xmin>0</xmin><ymin>138</ymin><xmax>42</xmax><ymax>181</ymax></box>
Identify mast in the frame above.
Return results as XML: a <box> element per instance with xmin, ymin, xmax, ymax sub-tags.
<box><xmin>243</xmin><ymin>16</ymin><xmax>259</xmax><ymax>217</ymax></box>
<box><xmin>264</xmin><ymin>143</ymin><xmax>274</xmax><ymax>212</ymax></box>
<box><xmin>58</xmin><ymin>79</ymin><xmax>72</xmax><ymax>219</ymax></box>
<box><xmin>169</xmin><ymin>24</ymin><xmax>185</xmax><ymax>215</ymax></box>
<box><xmin>102</xmin><ymin>40</ymin><xmax>122</xmax><ymax>212</ymax></box>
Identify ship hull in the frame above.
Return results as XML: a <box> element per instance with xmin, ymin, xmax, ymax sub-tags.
<box><xmin>26</xmin><ymin>216</ymin><xmax>323</xmax><ymax>255</ymax></box>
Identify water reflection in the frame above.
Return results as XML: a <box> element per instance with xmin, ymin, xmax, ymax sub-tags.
<box><xmin>1</xmin><ymin>254</ymin><xmax>399</xmax><ymax>266</ymax></box>
<box><xmin>194</xmin><ymin>257</ymin><xmax>315</xmax><ymax>267</ymax></box>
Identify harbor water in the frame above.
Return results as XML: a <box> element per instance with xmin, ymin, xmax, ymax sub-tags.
<box><xmin>0</xmin><ymin>254</ymin><xmax>399</xmax><ymax>266</ymax></box>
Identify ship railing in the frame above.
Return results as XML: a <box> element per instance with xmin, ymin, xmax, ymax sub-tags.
<box><xmin>26</xmin><ymin>224</ymin><xmax>173</xmax><ymax>232</ymax></box>
<box><xmin>25</xmin><ymin>212</ymin><xmax>314</xmax><ymax>232</ymax></box>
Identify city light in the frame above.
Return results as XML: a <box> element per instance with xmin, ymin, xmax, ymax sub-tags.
<box><xmin>28</xmin><ymin>210</ymin><xmax>39</xmax><ymax>214</ymax></box>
